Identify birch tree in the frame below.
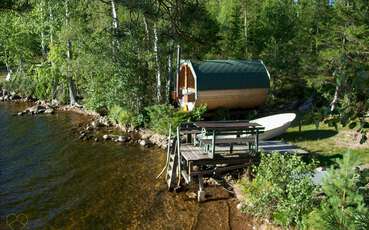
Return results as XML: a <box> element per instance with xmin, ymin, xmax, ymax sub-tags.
<box><xmin>153</xmin><ymin>23</ymin><xmax>161</xmax><ymax>102</ymax></box>
<box><xmin>110</xmin><ymin>0</ymin><xmax>119</xmax><ymax>57</ymax></box>
<box><xmin>64</xmin><ymin>0</ymin><xmax>77</xmax><ymax>105</ymax></box>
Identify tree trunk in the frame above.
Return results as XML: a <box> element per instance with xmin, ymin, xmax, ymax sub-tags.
<box><xmin>48</xmin><ymin>2</ymin><xmax>54</xmax><ymax>45</ymax></box>
<box><xmin>5</xmin><ymin>62</ymin><xmax>12</xmax><ymax>81</ymax></box>
<box><xmin>40</xmin><ymin>0</ymin><xmax>47</xmax><ymax>57</ymax></box>
<box><xmin>49</xmin><ymin>2</ymin><xmax>57</xmax><ymax>100</ymax></box>
<box><xmin>143</xmin><ymin>15</ymin><xmax>150</xmax><ymax>42</ymax></box>
<box><xmin>166</xmin><ymin>50</ymin><xmax>172</xmax><ymax>103</ymax></box>
<box><xmin>49</xmin><ymin>1</ymin><xmax>58</xmax><ymax>100</ymax></box>
<box><xmin>111</xmin><ymin>0</ymin><xmax>119</xmax><ymax>56</ymax></box>
<box><xmin>175</xmin><ymin>45</ymin><xmax>181</xmax><ymax>99</ymax></box>
<box><xmin>66</xmin><ymin>39</ymin><xmax>77</xmax><ymax>105</ymax></box>
<box><xmin>41</xmin><ymin>31</ymin><xmax>46</xmax><ymax>57</ymax></box>
<box><xmin>330</xmin><ymin>84</ymin><xmax>340</xmax><ymax>112</ymax></box>
<box><xmin>153</xmin><ymin>23</ymin><xmax>161</xmax><ymax>103</ymax></box>
<box><xmin>65</xmin><ymin>0</ymin><xmax>77</xmax><ymax>105</ymax></box>
<box><xmin>243</xmin><ymin>0</ymin><xmax>248</xmax><ymax>57</ymax></box>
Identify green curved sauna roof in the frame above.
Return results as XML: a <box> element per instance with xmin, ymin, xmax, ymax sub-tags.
<box><xmin>187</xmin><ymin>60</ymin><xmax>270</xmax><ymax>91</ymax></box>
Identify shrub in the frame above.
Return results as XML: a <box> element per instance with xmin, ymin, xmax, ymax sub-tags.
<box><xmin>303</xmin><ymin>154</ymin><xmax>369</xmax><ymax>230</ymax></box>
<box><xmin>5</xmin><ymin>70</ymin><xmax>36</xmax><ymax>97</ymax></box>
<box><xmin>145</xmin><ymin>104</ymin><xmax>175</xmax><ymax>134</ymax></box>
<box><xmin>145</xmin><ymin>104</ymin><xmax>207</xmax><ymax>135</ymax></box>
<box><xmin>239</xmin><ymin>153</ymin><xmax>317</xmax><ymax>228</ymax></box>
<box><xmin>108</xmin><ymin>105</ymin><xmax>139</xmax><ymax>127</ymax></box>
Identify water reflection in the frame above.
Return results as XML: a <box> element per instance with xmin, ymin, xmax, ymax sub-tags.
<box><xmin>0</xmin><ymin>103</ymin><xmax>257</xmax><ymax>230</ymax></box>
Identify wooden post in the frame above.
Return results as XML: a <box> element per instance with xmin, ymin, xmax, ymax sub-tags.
<box><xmin>255</xmin><ymin>128</ymin><xmax>259</xmax><ymax>153</ymax></box>
<box><xmin>198</xmin><ymin>175</ymin><xmax>205</xmax><ymax>202</ymax></box>
<box><xmin>175</xmin><ymin>45</ymin><xmax>181</xmax><ymax>98</ymax></box>
<box><xmin>210</xmin><ymin>130</ymin><xmax>215</xmax><ymax>158</ymax></box>
<box><xmin>177</xmin><ymin>126</ymin><xmax>181</xmax><ymax>186</ymax></box>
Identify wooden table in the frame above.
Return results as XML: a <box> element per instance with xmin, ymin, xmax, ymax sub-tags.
<box><xmin>194</xmin><ymin>120</ymin><xmax>264</xmax><ymax>158</ymax></box>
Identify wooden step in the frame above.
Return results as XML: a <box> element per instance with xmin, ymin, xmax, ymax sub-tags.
<box><xmin>166</xmin><ymin>154</ymin><xmax>178</xmax><ymax>190</ymax></box>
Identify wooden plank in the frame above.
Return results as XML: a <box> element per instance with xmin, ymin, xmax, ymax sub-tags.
<box><xmin>196</xmin><ymin>88</ymin><xmax>268</xmax><ymax>111</ymax></box>
<box><xmin>259</xmin><ymin>141</ymin><xmax>308</xmax><ymax>154</ymax></box>
<box><xmin>194</xmin><ymin>120</ymin><xmax>263</xmax><ymax>130</ymax></box>
<box><xmin>200</xmin><ymin>137</ymin><xmax>255</xmax><ymax>145</ymax></box>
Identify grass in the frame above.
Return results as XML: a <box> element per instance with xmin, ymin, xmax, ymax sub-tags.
<box><xmin>280</xmin><ymin>123</ymin><xmax>369</xmax><ymax>165</ymax></box>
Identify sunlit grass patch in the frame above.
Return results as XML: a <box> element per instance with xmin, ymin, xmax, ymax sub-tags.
<box><xmin>280</xmin><ymin>124</ymin><xmax>369</xmax><ymax>164</ymax></box>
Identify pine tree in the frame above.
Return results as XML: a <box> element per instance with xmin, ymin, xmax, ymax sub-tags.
<box><xmin>306</xmin><ymin>154</ymin><xmax>369</xmax><ymax>229</ymax></box>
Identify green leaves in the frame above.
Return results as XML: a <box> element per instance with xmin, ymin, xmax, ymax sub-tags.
<box><xmin>145</xmin><ymin>104</ymin><xmax>207</xmax><ymax>135</ymax></box>
<box><xmin>305</xmin><ymin>153</ymin><xmax>369</xmax><ymax>230</ymax></box>
<box><xmin>240</xmin><ymin>153</ymin><xmax>317</xmax><ymax>227</ymax></box>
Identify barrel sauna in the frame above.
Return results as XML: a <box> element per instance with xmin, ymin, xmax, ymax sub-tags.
<box><xmin>173</xmin><ymin>60</ymin><xmax>270</xmax><ymax>111</ymax></box>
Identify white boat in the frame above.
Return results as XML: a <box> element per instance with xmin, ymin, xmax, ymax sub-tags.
<box><xmin>251</xmin><ymin>113</ymin><xmax>296</xmax><ymax>140</ymax></box>
<box><xmin>196</xmin><ymin>113</ymin><xmax>296</xmax><ymax>143</ymax></box>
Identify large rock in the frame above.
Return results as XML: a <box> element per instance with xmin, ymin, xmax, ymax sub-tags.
<box><xmin>117</xmin><ymin>136</ymin><xmax>127</xmax><ymax>142</ymax></box>
<box><xmin>24</xmin><ymin>105</ymin><xmax>46</xmax><ymax>114</ymax></box>
<box><xmin>98</xmin><ymin>116</ymin><xmax>110</xmax><ymax>127</ymax></box>
<box><xmin>44</xmin><ymin>108</ymin><xmax>55</xmax><ymax>114</ymax></box>
<box><xmin>149</xmin><ymin>133</ymin><xmax>167</xmax><ymax>148</ymax></box>
<box><xmin>139</xmin><ymin>139</ymin><xmax>148</xmax><ymax>147</ymax></box>
<box><xmin>51</xmin><ymin>99</ymin><xmax>60</xmax><ymax>107</ymax></box>
<box><xmin>140</xmin><ymin>130</ymin><xmax>153</xmax><ymax>140</ymax></box>
<box><xmin>103</xmin><ymin>134</ymin><xmax>111</xmax><ymax>140</ymax></box>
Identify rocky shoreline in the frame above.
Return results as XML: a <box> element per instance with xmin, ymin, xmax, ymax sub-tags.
<box><xmin>1</xmin><ymin>88</ymin><xmax>168</xmax><ymax>149</ymax></box>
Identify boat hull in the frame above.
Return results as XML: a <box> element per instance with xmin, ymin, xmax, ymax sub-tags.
<box><xmin>251</xmin><ymin>113</ymin><xmax>296</xmax><ymax>140</ymax></box>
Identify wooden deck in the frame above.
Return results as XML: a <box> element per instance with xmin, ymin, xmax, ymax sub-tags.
<box><xmin>180</xmin><ymin>140</ymin><xmax>307</xmax><ymax>162</ymax></box>
<box><xmin>165</xmin><ymin>121</ymin><xmax>308</xmax><ymax>201</ymax></box>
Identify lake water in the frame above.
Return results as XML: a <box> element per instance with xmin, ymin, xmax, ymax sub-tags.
<box><xmin>0</xmin><ymin>103</ymin><xmax>254</xmax><ymax>230</ymax></box>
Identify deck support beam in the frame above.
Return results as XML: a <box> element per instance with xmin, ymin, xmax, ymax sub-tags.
<box><xmin>197</xmin><ymin>175</ymin><xmax>205</xmax><ymax>202</ymax></box>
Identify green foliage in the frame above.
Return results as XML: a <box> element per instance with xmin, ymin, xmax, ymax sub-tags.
<box><xmin>145</xmin><ymin>104</ymin><xmax>175</xmax><ymax>134</ymax></box>
<box><xmin>304</xmin><ymin>154</ymin><xmax>369</xmax><ymax>230</ymax></box>
<box><xmin>145</xmin><ymin>104</ymin><xmax>207</xmax><ymax>135</ymax></box>
<box><xmin>240</xmin><ymin>153</ymin><xmax>317</xmax><ymax>228</ymax></box>
<box><xmin>108</xmin><ymin>105</ymin><xmax>142</xmax><ymax>128</ymax></box>
<box><xmin>1</xmin><ymin>0</ymin><xmax>368</xmax><ymax>143</ymax></box>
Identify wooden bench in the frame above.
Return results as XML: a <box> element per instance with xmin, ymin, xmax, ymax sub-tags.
<box><xmin>194</xmin><ymin>120</ymin><xmax>265</xmax><ymax>158</ymax></box>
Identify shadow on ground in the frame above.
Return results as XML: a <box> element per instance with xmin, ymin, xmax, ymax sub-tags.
<box><xmin>304</xmin><ymin>152</ymin><xmax>343</xmax><ymax>167</ymax></box>
<box><xmin>280</xmin><ymin>129</ymin><xmax>338</xmax><ymax>142</ymax></box>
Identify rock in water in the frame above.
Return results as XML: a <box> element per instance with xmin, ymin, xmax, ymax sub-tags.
<box><xmin>25</xmin><ymin>105</ymin><xmax>46</xmax><ymax>114</ymax></box>
<box><xmin>44</xmin><ymin>108</ymin><xmax>55</xmax><ymax>114</ymax></box>
<box><xmin>139</xmin><ymin>139</ymin><xmax>147</xmax><ymax>146</ymax></box>
<box><xmin>51</xmin><ymin>99</ymin><xmax>60</xmax><ymax>107</ymax></box>
<box><xmin>117</xmin><ymin>136</ymin><xmax>127</xmax><ymax>142</ymax></box>
<box><xmin>79</xmin><ymin>132</ymin><xmax>86</xmax><ymax>139</ymax></box>
<box><xmin>103</xmin><ymin>134</ymin><xmax>110</xmax><ymax>140</ymax></box>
